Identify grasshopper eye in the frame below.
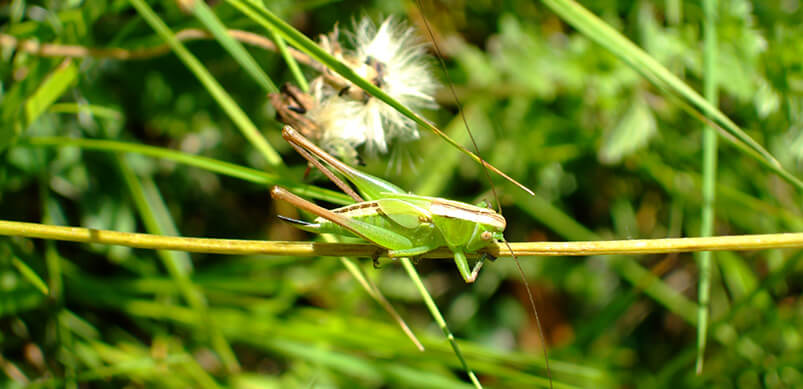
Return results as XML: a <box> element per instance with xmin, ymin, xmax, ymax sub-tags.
<box><xmin>481</xmin><ymin>231</ymin><xmax>493</xmax><ymax>241</ymax></box>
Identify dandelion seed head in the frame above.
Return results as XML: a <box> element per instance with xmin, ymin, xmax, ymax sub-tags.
<box><xmin>352</xmin><ymin>16</ymin><xmax>437</xmax><ymax>150</ymax></box>
<box><xmin>307</xmin><ymin>92</ymin><xmax>366</xmax><ymax>163</ymax></box>
<box><xmin>313</xmin><ymin>16</ymin><xmax>438</xmax><ymax>155</ymax></box>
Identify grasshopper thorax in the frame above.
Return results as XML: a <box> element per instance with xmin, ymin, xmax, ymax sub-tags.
<box><xmin>429</xmin><ymin>198</ymin><xmax>506</xmax><ymax>252</ymax></box>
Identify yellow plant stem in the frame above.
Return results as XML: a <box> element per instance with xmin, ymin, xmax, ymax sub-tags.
<box><xmin>2</xmin><ymin>220</ymin><xmax>801</xmax><ymax>258</ymax></box>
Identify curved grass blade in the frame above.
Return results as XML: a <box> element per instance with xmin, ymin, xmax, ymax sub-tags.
<box><xmin>10</xmin><ymin>255</ymin><xmax>50</xmax><ymax>295</ymax></box>
<box><xmin>23</xmin><ymin>136</ymin><xmax>350</xmax><ymax>205</ymax></box>
<box><xmin>224</xmin><ymin>0</ymin><xmax>533</xmax><ymax>196</ymax></box>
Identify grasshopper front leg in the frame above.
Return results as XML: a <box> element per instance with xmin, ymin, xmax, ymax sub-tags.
<box><xmin>452</xmin><ymin>249</ymin><xmax>492</xmax><ymax>283</ymax></box>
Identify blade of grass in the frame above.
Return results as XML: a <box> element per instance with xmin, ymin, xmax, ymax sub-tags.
<box><xmin>398</xmin><ymin>259</ymin><xmax>482</xmax><ymax>388</ymax></box>
<box><xmin>265</xmin><ymin>24</ymin><xmax>310</xmax><ymax>92</ymax></box>
<box><xmin>23</xmin><ymin>59</ymin><xmax>78</xmax><ymax>126</ymax></box>
<box><xmin>128</xmin><ymin>0</ymin><xmax>282</xmax><ymax>168</ymax></box>
<box><xmin>49</xmin><ymin>103</ymin><xmax>122</xmax><ymax>120</ymax></box>
<box><xmin>225</xmin><ymin>0</ymin><xmax>534</xmax><ymax>196</ymax></box>
<box><xmin>10</xmin><ymin>255</ymin><xmax>49</xmax><ymax>295</ymax></box>
<box><xmin>23</xmin><ymin>136</ymin><xmax>351</xmax><ymax>205</ymax></box>
<box><xmin>656</xmin><ymin>249</ymin><xmax>803</xmax><ymax>383</ymax></box>
<box><xmin>540</xmin><ymin>0</ymin><xmax>803</xmax><ymax>191</ymax></box>
<box><xmin>695</xmin><ymin>0</ymin><xmax>718</xmax><ymax>374</ymax></box>
<box><xmin>189</xmin><ymin>0</ymin><xmax>278</xmax><ymax>93</ymax></box>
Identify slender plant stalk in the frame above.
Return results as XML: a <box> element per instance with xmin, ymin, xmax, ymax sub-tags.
<box><xmin>657</xmin><ymin>250</ymin><xmax>803</xmax><ymax>381</ymax></box>
<box><xmin>11</xmin><ymin>255</ymin><xmax>49</xmax><ymax>295</ymax></box>
<box><xmin>2</xmin><ymin>220</ymin><xmax>802</xmax><ymax>258</ymax></box>
<box><xmin>321</xmin><ymin>232</ymin><xmax>425</xmax><ymax>351</ymax></box>
<box><xmin>696</xmin><ymin>0</ymin><xmax>718</xmax><ymax>374</ymax></box>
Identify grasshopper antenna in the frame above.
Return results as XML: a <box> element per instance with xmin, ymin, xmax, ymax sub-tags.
<box><xmin>504</xmin><ymin>239</ymin><xmax>553</xmax><ymax>388</ymax></box>
<box><xmin>414</xmin><ymin>0</ymin><xmax>502</xmax><ymax>214</ymax></box>
<box><xmin>416</xmin><ymin>2</ymin><xmax>552</xmax><ymax>386</ymax></box>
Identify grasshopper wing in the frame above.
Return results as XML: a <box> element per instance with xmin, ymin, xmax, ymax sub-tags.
<box><xmin>375</xmin><ymin>199</ymin><xmax>432</xmax><ymax>229</ymax></box>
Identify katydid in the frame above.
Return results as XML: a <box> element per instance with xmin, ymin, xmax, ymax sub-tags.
<box><xmin>272</xmin><ymin>126</ymin><xmax>504</xmax><ymax>283</ymax></box>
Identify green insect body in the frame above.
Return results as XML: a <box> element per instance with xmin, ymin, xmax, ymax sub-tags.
<box><xmin>273</xmin><ymin>126</ymin><xmax>507</xmax><ymax>283</ymax></box>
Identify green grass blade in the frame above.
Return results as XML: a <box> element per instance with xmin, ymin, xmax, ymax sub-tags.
<box><xmin>266</xmin><ymin>24</ymin><xmax>309</xmax><ymax>92</ymax></box>
<box><xmin>189</xmin><ymin>0</ymin><xmax>278</xmax><ymax>93</ymax></box>
<box><xmin>322</xmin><ymin>234</ymin><xmax>425</xmax><ymax>351</ymax></box>
<box><xmin>49</xmin><ymin>103</ymin><xmax>123</xmax><ymax>120</ymax></box>
<box><xmin>695</xmin><ymin>0</ymin><xmax>719</xmax><ymax>374</ymax></box>
<box><xmin>24</xmin><ymin>60</ymin><xmax>78</xmax><ymax>126</ymax></box>
<box><xmin>400</xmin><ymin>258</ymin><xmax>483</xmax><ymax>389</ymax></box>
<box><xmin>225</xmin><ymin>0</ymin><xmax>532</xmax><ymax>194</ymax></box>
<box><xmin>23</xmin><ymin>136</ymin><xmax>351</xmax><ymax>205</ymax></box>
<box><xmin>11</xmin><ymin>255</ymin><xmax>49</xmax><ymax>295</ymax></box>
<box><xmin>128</xmin><ymin>0</ymin><xmax>283</xmax><ymax>168</ymax></box>
<box><xmin>540</xmin><ymin>0</ymin><xmax>803</xmax><ymax>191</ymax></box>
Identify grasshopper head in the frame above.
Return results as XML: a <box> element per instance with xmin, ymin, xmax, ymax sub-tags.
<box><xmin>466</xmin><ymin>215</ymin><xmax>506</xmax><ymax>252</ymax></box>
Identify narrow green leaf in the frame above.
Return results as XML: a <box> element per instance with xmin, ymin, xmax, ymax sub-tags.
<box><xmin>116</xmin><ymin>155</ymin><xmax>240</xmax><ymax>372</ymax></box>
<box><xmin>695</xmin><ymin>0</ymin><xmax>719</xmax><ymax>374</ymax></box>
<box><xmin>23</xmin><ymin>136</ymin><xmax>350</xmax><ymax>205</ymax></box>
<box><xmin>190</xmin><ymin>1</ymin><xmax>278</xmax><ymax>93</ymax></box>
<box><xmin>11</xmin><ymin>256</ymin><xmax>49</xmax><ymax>295</ymax></box>
<box><xmin>24</xmin><ymin>60</ymin><xmax>78</xmax><ymax>125</ymax></box>
<box><xmin>49</xmin><ymin>103</ymin><xmax>123</xmax><ymax>120</ymax></box>
<box><xmin>266</xmin><ymin>25</ymin><xmax>309</xmax><ymax>92</ymax></box>
<box><xmin>226</xmin><ymin>0</ymin><xmax>532</xmax><ymax>195</ymax></box>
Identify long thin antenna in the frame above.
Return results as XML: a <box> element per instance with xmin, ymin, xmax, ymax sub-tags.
<box><xmin>505</xmin><ymin>240</ymin><xmax>553</xmax><ymax>388</ymax></box>
<box><xmin>414</xmin><ymin>0</ymin><xmax>502</xmax><ymax>214</ymax></box>
<box><xmin>415</xmin><ymin>3</ymin><xmax>552</xmax><ymax>386</ymax></box>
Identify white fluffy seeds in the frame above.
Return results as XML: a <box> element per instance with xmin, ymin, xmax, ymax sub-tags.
<box><xmin>310</xmin><ymin>16</ymin><xmax>438</xmax><ymax>157</ymax></box>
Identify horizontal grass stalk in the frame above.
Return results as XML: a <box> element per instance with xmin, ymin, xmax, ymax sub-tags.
<box><xmin>2</xmin><ymin>220</ymin><xmax>801</xmax><ymax>258</ymax></box>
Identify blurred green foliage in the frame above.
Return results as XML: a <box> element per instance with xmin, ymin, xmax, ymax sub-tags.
<box><xmin>1</xmin><ymin>0</ymin><xmax>802</xmax><ymax>388</ymax></box>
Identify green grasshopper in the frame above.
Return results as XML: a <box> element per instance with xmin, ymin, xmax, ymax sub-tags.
<box><xmin>271</xmin><ymin>125</ymin><xmax>506</xmax><ymax>283</ymax></box>
<box><xmin>273</xmin><ymin>126</ymin><xmax>551</xmax><ymax>387</ymax></box>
